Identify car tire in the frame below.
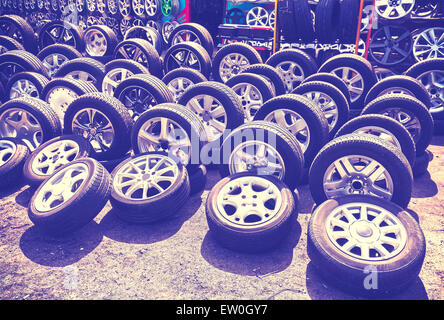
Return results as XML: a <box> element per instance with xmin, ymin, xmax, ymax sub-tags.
<box><xmin>0</xmin><ymin>137</ymin><xmax>30</xmax><ymax>189</ymax></box>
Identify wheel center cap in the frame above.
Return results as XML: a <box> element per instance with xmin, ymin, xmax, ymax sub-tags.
<box><xmin>202</xmin><ymin>112</ymin><xmax>212</xmax><ymax>122</ymax></box>
<box><xmin>90</xmin><ymin>128</ymin><xmax>97</xmax><ymax>135</ymax></box>
<box><xmin>142</xmin><ymin>173</ymin><xmax>151</xmax><ymax>180</ymax></box>
<box><xmin>355</xmin><ymin>221</ymin><xmax>374</xmax><ymax>238</ymax></box>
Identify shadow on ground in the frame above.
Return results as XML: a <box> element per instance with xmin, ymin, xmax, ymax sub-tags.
<box><xmin>412</xmin><ymin>172</ymin><xmax>438</xmax><ymax>198</ymax></box>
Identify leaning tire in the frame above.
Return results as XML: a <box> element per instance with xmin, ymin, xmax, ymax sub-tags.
<box><xmin>0</xmin><ymin>50</ymin><xmax>48</xmax><ymax>85</ymax></box>
<box><xmin>162</xmin><ymin>67</ymin><xmax>207</xmax><ymax>102</ymax></box>
<box><xmin>36</xmin><ymin>44</ymin><xmax>83</xmax><ymax>79</ymax></box>
<box><xmin>6</xmin><ymin>71</ymin><xmax>49</xmax><ymax>100</ymax></box>
<box><xmin>0</xmin><ymin>137</ymin><xmax>30</xmax><ymax>189</ymax></box>
<box><xmin>54</xmin><ymin>57</ymin><xmax>106</xmax><ymax>90</ymax></box>
<box><xmin>102</xmin><ymin>59</ymin><xmax>149</xmax><ymax>96</ymax></box>
<box><xmin>163</xmin><ymin>42</ymin><xmax>212</xmax><ymax>79</ymax></box>
<box><xmin>301</xmin><ymin>72</ymin><xmax>351</xmax><ymax>107</ymax></box>
<box><xmin>412</xmin><ymin>149</ymin><xmax>432</xmax><ymax>177</ymax></box>
<box><xmin>241</xmin><ymin>63</ymin><xmax>286</xmax><ymax>96</ymax></box>
<box><xmin>0</xmin><ymin>35</ymin><xmax>25</xmax><ymax>53</ymax></box>
<box><xmin>83</xmin><ymin>25</ymin><xmax>119</xmax><ymax>57</ymax></box>
<box><xmin>0</xmin><ymin>15</ymin><xmax>38</xmax><ymax>53</ymax></box>
<box><xmin>168</xmin><ymin>23</ymin><xmax>214</xmax><ymax>56</ymax></box>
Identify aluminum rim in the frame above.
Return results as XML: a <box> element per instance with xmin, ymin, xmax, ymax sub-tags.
<box><xmin>66</xmin><ymin>71</ymin><xmax>97</xmax><ymax>85</ymax></box>
<box><xmin>42</xmin><ymin>53</ymin><xmax>69</xmax><ymax>79</ymax></box>
<box><xmin>118</xmin><ymin>85</ymin><xmax>156</xmax><ymax>119</ymax></box>
<box><xmin>165</xmin><ymin>48</ymin><xmax>202</xmax><ymax>73</ymax></box>
<box><xmin>246</xmin><ymin>6</ymin><xmax>269</xmax><ymax>26</ymax></box>
<box><xmin>9</xmin><ymin>79</ymin><xmax>39</xmax><ymax>99</ymax></box>
<box><xmin>0</xmin><ymin>139</ymin><xmax>16</xmax><ymax>167</ymax></box>
<box><xmin>231</xmin><ymin>82</ymin><xmax>263</xmax><ymax>121</ymax></box>
<box><xmin>417</xmin><ymin>70</ymin><xmax>444</xmax><ymax>113</ymax></box>
<box><xmin>219</xmin><ymin>53</ymin><xmax>249</xmax><ymax>83</ymax></box>
<box><xmin>145</xmin><ymin>0</ymin><xmax>159</xmax><ymax>16</ymax></box>
<box><xmin>229</xmin><ymin>140</ymin><xmax>286</xmax><ymax>180</ymax></box>
<box><xmin>131</xmin><ymin>0</ymin><xmax>145</xmax><ymax>17</ymax></box>
<box><xmin>113</xmin><ymin>153</ymin><xmax>179</xmax><ymax>200</ymax></box>
<box><xmin>331</xmin><ymin>67</ymin><xmax>364</xmax><ymax>103</ymax></box>
<box><xmin>276</xmin><ymin>61</ymin><xmax>304</xmax><ymax>93</ymax></box>
<box><xmin>263</xmin><ymin>109</ymin><xmax>310</xmax><ymax>153</ymax></box>
<box><xmin>137</xmin><ymin>117</ymin><xmax>191</xmax><ymax>165</ymax></box>
<box><xmin>43</xmin><ymin>25</ymin><xmax>77</xmax><ymax>47</ymax></box>
<box><xmin>353</xmin><ymin>126</ymin><xmax>402</xmax><ymax>149</ymax></box>
<box><xmin>102</xmin><ymin>68</ymin><xmax>135</xmax><ymax>96</ymax></box>
<box><xmin>0</xmin><ymin>108</ymin><xmax>43</xmax><ymax>151</ymax></box>
<box><xmin>116</xmin><ymin>44</ymin><xmax>148</xmax><ymax>65</ymax></box>
<box><xmin>268</xmin><ymin>11</ymin><xmax>275</xmax><ymax>30</ymax></box>
<box><xmin>375</xmin><ymin>0</ymin><xmax>415</xmax><ymax>20</ymax></box>
<box><xmin>215</xmin><ymin>176</ymin><xmax>283</xmax><ymax>229</ymax></box>
<box><xmin>325</xmin><ymin>202</ymin><xmax>407</xmax><ymax>261</ymax></box>
<box><xmin>31</xmin><ymin>139</ymin><xmax>80</xmax><ymax>176</ymax></box>
<box><xmin>323</xmin><ymin>155</ymin><xmax>394</xmax><ymax>200</ymax></box>
<box><xmin>382</xmin><ymin>107</ymin><xmax>421</xmax><ymax>143</ymax></box>
<box><xmin>118</xmin><ymin>0</ymin><xmax>131</xmax><ymax>17</ymax></box>
<box><xmin>370</xmin><ymin>26</ymin><xmax>413</xmax><ymax>65</ymax></box>
<box><xmin>171</xmin><ymin>30</ymin><xmax>201</xmax><ymax>45</ymax></box>
<box><xmin>71</xmin><ymin>108</ymin><xmax>115</xmax><ymax>153</ymax></box>
<box><xmin>378</xmin><ymin>87</ymin><xmax>415</xmax><ymax>97</ymax></box>
<box><xmin>33</xmin><ymin>162</ymin><xmax>89</xmax><ymax>213</ymax></box>
<box><xmin>302</xmin><ymin>91</ymin><xmax>339</xmax><ymax>132</ymax></box>
<box><xmin>46</xmin><ymin>86</ymin><xmax>79</xmax><ymax>122</ymax></box>
<box><xmin>186</xmin><ymin>94</ymin><xmax>226</xmax><ymax>142</ymax></box>
<box><xmin>166</xmin><ymin>77</ymin><xmax>193</xmax><ymax>102</ymax></box>
<box><xmin>84</xmin><ymin>29</ymin><xmax>108</xmax><ymax>57</ymax></box>
<box><xmin>413</xmin><ymin>28</ymin><xmax>444</xmax><ymax>62</ymax></box>
<box><xmin>162</xmin><ymin>21</ymin><xmax>177</xmax><ymax>43</ymax></box>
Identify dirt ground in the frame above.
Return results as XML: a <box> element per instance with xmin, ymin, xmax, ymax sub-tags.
<box><xmin>0</xmin><ymin>136</ymin><xmax>443</xmax><ymax>301</ymax></box>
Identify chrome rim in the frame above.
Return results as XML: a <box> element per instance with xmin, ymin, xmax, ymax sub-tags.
<box><xmin>136</xmin><ymin>117</ymin><xmax>191</xmax><ymax>165</ymax></box>
<box><xmin>0</xmin><ymin>108</ymin><xmax>43</xmax><ymax>151</ymax></box>
<box><xmin>413</xmin><ymin>28</ymin><xmax>444</xmax><ymax>61</ymax></box>
<box><xmin>84</xmin><ymin>29</ymin><xmax>108</xmax><ymax>57</ymax></box>
<box><xmin>145</xmin><ymin>0</ymin><xmax>159</xmax><ymax>16</ymax></box>
<box><xmin>229</xmin><ymin>140</ymin><xmax>286</xmax><ymax>179</ymax></box>
<box><xmin>118</xmin><ymin>85</ymin><xmax>156</xmax><ymax>119</ymax></box>
<box><xmin>353</xmin><ymin>126</ymin><xmax>402</xmax><ymax>149</ymax></box>
<box><xmin>33</xmin><ymin>162</ymin><xmax>89</xmax><ymax>213</ymax></box>
<box><xmin>42</xmin><ymin>53</ymin><xmax>69</xmax><ymax>79</ymax></box>
<box><xmin>331</xmin><ymin>67</ymin><xmax>364</xmax><ymax>103</ymax></box>
<box><xmin>46</xmin><ymin>86</ymin><xmax>79</xmax><ymax>122</ymax></box>
<box><xmin>302</xmin><ymin>91</ymin><xmax>339</xmax><ymax>132</ymax></box>
<box><xmin>31</xmin><ymin>139</ymin><xmax>80</xmax><ymax>176</ymax></box>
<box><xmin>71</xmin><ymin>108</ymin><xmax>115</xmax><ymax>153</ymax></box>
<box><xmin>113</xmin><ymin>153</ymin><xmax>179</xmax><ymax>200</ymax></box>
<box><xmin>219</xmin><ymin>53</ymin><xmax>250</xmax><ymax>83</ymax></box>
<box><xmin>263</xmin><ymin>109</ymin><xmax>310</xmax><ymax>153</ymax></box>
<box><xmin>131</xmin><ymin>0</ymin><xmax>145</xmax><ymax>17</ymax></box>
<box><xmin>171</xmin><ymin>30</ymin><xmax>201</xmax><ymax>45</ymax></box>
<box><xmin>246</xmin><ymin>6</ymin><xmax>269</xmax><ymax>26</ymax></box>
<box><xmin>66</xmin><ymin>71</ymin><xmax>97</xmax><ymax>85</ymax></box>
<box><xmin>375</xmin><ymin>0</ymin><xmax>415</xmax><ymax>20</ymax></box>
<box><xmin>118</xmin><ymin>0</ymin><xmax>131</xmax><ymax>17</ymax></box>
<box><xmin>417</xmin><ymin>70</ymin><xmax>444</xmax><ymax>113</ymax></box>
<box><xmin>231</xmin><ymin>82</ymin><xmax>263</xmax><ymax>121</ymax></box>
<box><xmin>102</xmin><ymin>68</ymin><xmax>135</xmax><ymax>96</ymax></box>
<box><xmin>162</xmin><ymin>21</ymin><xmax>177</xmax><ymax>43</ymax></box>
<box><xmin>381</xmin><ymin>107</ymin><xmax>421</xmax><ymax>143</ymax></box>
<box><xmin>325</xmin><ymin>202</ymin><xmax>407</xmax><ymax>261</ymax></box>
<box><xmin>0</xmin><ymin>139</ymin><xmax>16</xmax><ymax>167</ymax></box>
<box><xmin>323</xmin><ymin>155</ymin><xmax>394</xmax><ymax>200</ymax></box>
<box><xmin>185</xmin><ymin>94</ymin><xmax>226</xmax><ymax>142</ymax></box>
<box><xmin>215</xmin><ymin>176</ymin><xmax>283</xmax><ymax>229</ymax></box>
<box><xmin>9</xmin><ymin>79</ymin><xmax>39</xmax><ymax>99</ymax></box>
<box><xmin>165</xmin><ymin>48</ymin><xmax>202</xmax><ymax>73</ymax></box>
<box><xmin>166</xmin><ymin>77</ymin><xmax>193</xmax><ymax>102</ymax></box>
<box><xmin>276</xmin><ymin>61</ymin><xmax>304</xmax><ymax>93</ymax></box>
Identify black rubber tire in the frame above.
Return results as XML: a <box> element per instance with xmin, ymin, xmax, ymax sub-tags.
<box><xmin>0</xmin><ymin>35</ymin><xmax>25</xmax><ymax>52</ymax></box>
<box><xmin>0</xmin><ymin>14</ymin><xmax>38</xmax><ymax>53</ymax></box>
<box><xmin>211</xmin><ymin>42</ymin><xmax>263</xmax><ymax>83</ymax></box>
<box><xmin>0</xmin><ymin>96</ymin><xmax>62</xmax><ymax>150</ymax></box>
<box><xmin>113</xmin><ymin>73</ymin><xmax>174</xmax><ymax>118</ymax></box>
<box><xmin>308</xmin><ymin>195</ymin><xmax>426</xmax><ymax>296</ymax></box>
<box><xmin>110</xmin><ymin>151</ymin><xmax>190</xmax><ymax>224</ymax></box>
<box><xmin>0</xmin><ymin>81</ymin><xmax>5</xmax><ymax>103</ymax></box>
<box><xmin>123</xmin><ymin>26</ymin><xmax>163</xmax><ymax>54</ymax></box>
<box><xmin>337</xmin><ymin>0</ymin><xmax>360</xmax><ymax>43</ymax></box>
<box><xmin>189</xmin><ymin>164</ymin><xmax>207</xmax><ymax>195</ymax></box>
<box><xmin>335</xmin><ymin>114</ymin><xmax>417</xmax><ymax>168</ymax></box>
<box><xmin>206</xmin><ymin>172</ymin><xmax>297</xmax><ymax>253</ymax></box>
<box><xmin>131</xmin><ymin>102</ymin><xmax>207</xmax><ymax>174</ymax></box>
<box><xmin>309</xmin><ymin>133</ymin><xmax>413</xmax><ymax>208</ymax></box>
<box><xmin>292</xmin><ymin>80</ymin><xmax>350</xmax><ymax>137</ymax></box>
<box><xmin>412</xmin><ymin>149</ymin><xmax>432</xmax><ymax>177</ymax></box>
<box><xmin>63</xmin><ymin>92</ymin><xmax>134</xmax><ymax>161</ymax></box>
<box><xmin>37</xmin><ymin>20</ymin><xmax>84</xmax><ymax>52</ymax></box>
<box><xmin>302</xmin><ymin>72</ymin><xmax>351</xmax><ymax>107</ymax></box>
<box><xmin>23</xmin><ymin>134</ymin><xmax>92</xmax><ymax>186</ymax></box>
<box><xmin>292</xmin><ymin>0</ymin><xmax>316</xmax><ymax>42</ymax></box>
<box><xmin>54</xmin><ymin>57</ymin><xmax>106</xmax><ymax>90</ymax></box>
<box><xmin>167</xmin><ymin>22</ymin><xmax>214</xmax><ymax>56</ymax></box>
<box><xmin>104</xmin><ymin>59</ymin><xmax>150</xmax><ymax>76</ymax></box>
<box><xmin>219</xmin><ymin>121</ymin><xmax>305</xmax><ymax>190</ymax></box>
<box><xmin>0</xmin><ymin>137</ymin><xmax>30</xmax><ymax>189</ymax></box>
<box><xmin>36</xmin><ymin>44</ymin><xmax>83</xmax><ymax>78</ymax></box>
<box><xmin>241</xmin><ymin>63</ymin><xmax>286</xmax><ymax>96</ymax></box>
<box><xmin>225</xmin><ymin>72</ymin><xmax>274</xmax><ymax>121</ymax></box>
<box><xmin>162</xmin><ymin>67</ymin><xmax>207</xmax><ymax>101</ymax></box>
<box><xmin>113</xmin><ymin>38</ymin><xmax>163</xmax><ymax>78</ymax></box>
<box><xmin>361</xmin><ymin>94</ymin><xmax>434</xmax><ymax>156</ymax></box>
<box><xmin>318</xmin><ymin>53</ymin><xmax>377</xmax><ymax>110</ymax></box>
<box><xmin>28</xmin><ymin>158</ymin><xmax>112</xmax><ymax>236</ymax></box>
<box><xmin>315</xmin><ymin>0</ymin><xmax>341</xmax><ymax>43</ymax></box>
<box><xmin>163</xmin><ymin>42</ymin><xmax>212</xmax><ymax>79</ymax></box>
<box><xmin>6</xmin><ymin>71</ymin><xmax>49</xmax><ymax>100</ymax></box>
<box><xmin>365</xmin><ymin>75</ymin><xmax>432</xmax><ymax>109</ymax></box>
<box><xmin>266</xmin><ymin>49</ymin><xmax>318</xmax><ymax>93</ymax></box>
<box><xmin>254</xmin><ymin>94</ymin><xmax>329</xmax><ymax>167</ymax></box>
<box><xmin>0</xmin><ymin>50</ymin><xmax>48</xmax><ymax>85</ymax></box>
<box><xmin>83</xmin><ymin>25</ymin><xmax>118</xmax><ymax>57</ymax></box>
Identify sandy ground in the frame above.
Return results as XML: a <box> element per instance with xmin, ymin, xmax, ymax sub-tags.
<box><xmin>0</xmin><ymin>136</ymin><xmax>443</xmax><ymax>301</ymax></box>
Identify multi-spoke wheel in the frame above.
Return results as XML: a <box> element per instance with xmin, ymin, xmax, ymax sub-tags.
<box><xmin>412</xmin><ymin>28</ymin><xmax>444</xmax><ymax>62</ymax></box>
<box><xmin>246</xmin><ymin>6</ymin><xmax>269</xmax><ymax>26</ymax></box>
<box><xmin>38</xmin><ymin>21</ymin><xmax>84</xmax><ymax>52</ymax></box>
<box><xmin>411</xmin><ymin>0</ymin><xmax>439</xmax><ymax>18</ymax></box>
<box><xmin>369</xmin><ymin>26</ymin><xmax>413</xmax><ymax>66</ymax></box>
<box><xmin>6</xmin><ymin>72</ymin><xmax>49</xmax><ymax>100</ymax></box>
<box><xmin>162</xmin><ymin>67</ymin><xmax>207</xmax><ymax>102</ymax></box>
<box><xmin>102</xmin><ymin>59</ymin><xmax>148</xmax><ymax>96</ymax></box>
<box><xmin>164</xmin><ymin>42</ymin><xmax>212</xmax><ymax>79</ymax></box>
<box><xmin>168</xmin><ymin>23</ymin><xmax>214</xmax><ymax>55</ymax></box>
<box><xmin>118</xmin><ymin>0</ymin><xmax>131</xmax><ymax>17</ymax></box>
<box><xmin>37</xmin><ymin>44</ymin><xmax>83</xmax><ymax>79</ymax></box>
<box><xmin>145</xmin><ymin>0</ymin><xmax>160</xmax><ymax>18</ymax></box>
<box><xmin>375</xmin><ymin>0</ymin><xmax>416</xmax><ymax>20</ymax></box>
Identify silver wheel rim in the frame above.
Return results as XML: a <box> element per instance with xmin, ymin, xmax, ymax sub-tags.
<box><xmin>378</xmin><ymin>87</ymin><xmax>415</xmax><ymax>97</ymax></box>
<box><xmin>102</xmin><ymin>68</ymin><xmax>135</xmax><ymax>96</ymax></box>
<box><xmin>246</xmin><ymin>6</ymin><xmax>269</xmax><ymax>26</ymax></box>
<box><xmin>166</xmin><ymin>77</ymin><xmax>193</xmax><ymax>102</ymax></box>
<box><xmin>171</xmin><ymin>30</ymin><xmax>201</xmax><ymax>46</ymax></box>
<box><xmin>113</xmin><ymin>154</ymin><xmax>179</xmax><ymax>200</ymax></box>
<box><xmin>162</xmin><ymin>21</ymin><xmax>177</xmax><ymax>43</ymax></box>
<box><xmin>375</xmin><ymin>0</ymin><xmax>415</xmax><ymax>20</ymax></box>
<box><xmin>186</xmin><ymin>95</ymin><xmax>226</xmax><ymax>142</ymax></box>
<box><xmin>34</xmin><ymin>162</ymin><xmax>89</xmax><ymax>213</ymax></box>
<box><xmin>84</xmin><ymin>29</ymin><xmax>108</xmax><ymax>57</ymax></box>
<box><xmin>118</xmin><ymin>0</ymin><xmax>131</xmax><ymax>17</ymax></box>
<box><xmin>42</xmin><ymin>53</ymin><xmax>69</xmax><ymax>79</ymax></box>
<box><xmin>323</xmin><ymin>155</ymin><xmax>394</xmax><ymax>200</ymax></box>
<box><xmin>31</xmin><ymin>139</ymin><xmax>80</xmax><ymax>176</ymax></box>
<box><xmin>302</xmin><ymin>91</ymin><xmax>339</xmax><ymax>132</ymax></box>
<box><xmin>381</xmin><ymin>107</ymin><xmax>421</xmax><ymax>143</ymax></box>
<box><xmin>417</xmin><ymin>70</ymin><xmax>444</xmax><ymax>113</ymax></box>
<box><xmin>231</xmin><ymin>82</ymin><xmax>263</xmax><ymax>121</ymax></box>
<box><xmin>0</xmin><ymin>108</ymin><xmax>43</xmax><ymax>151</ymax></box>
<box><xmin>264</xmin><ymin>109</ymin><xmax>310</xmax><ymax>153</ymax></box>
<box><xmin>276</xmin><ymin>61</ymin><xmax>304</xmax><ymax>93</ymax></box>
<box><xmin>331</xmin><ymin>67</ymin><xmax>364</xmax><ymax>103</ymax></box>
<box><xmin>229</xmin><ymin>140</ymin><xmax>286</xmax><ymax>179</ymax></box>
<box><xmin>413</xmin><ymin>28</ymin><xmax>444</xmax><ymax>62</ymax></box>
<box><xmin>219</xmin><ymin>53</ymin><xmax>249</xmax><ymax>83</ymax></box>
<box><xmin>268</xmin><ymin>11</ymin><xmax>275</xmax><ymax>30</ymax></box>
<box><xmin>215</xmin><ymin>176</ymin><xmax>283</xmax><ymax>229</ymax></box>
<box><xmin>353</xmin><ymin>126</ymin><xmax>402</xmax><ymax>150</ymax></box>
<box><xmin>0</xmin><ymin>139</ymin><xmax>16</xmax><ymax>167</ymax></box>
<box><xmin>71</xmin><ymin>108</ymin><xmax>115</xmax><ymax>153</ymax></box>
<box><xmin>325</xmin><ymin>202</ymin><xmax>407</xmax><ymax>261</ymax></box>
<box><xmin>131</xmin><ymin>0</ymin><xmax>145</xmax><ymax>17</ymax></box>
<box><xmin>9</xmin><ymin>79</ymin><xmax>39</xmax><ymax>99</ymax></box>
<box><xmin>116</xmin><ymin>44</ymin><xmax>148</xmax><ymax>65</ymax></box>
<box><xmin>145</xmin><ymin>0</ymin><xmax>158</xmax><ymax>16</ymax></box>
<box><xmin>46</xmin><ymin>86</ymin><xmax>79</xmax><ymax>122</ymax></box>
<box><xmin>137</xmin><ymin>117</ymin><xmax>191</xmax><ymax>165</ymax></box>
<box><xmin>66</xmin><ymin>71</ymin><xmax>96</xmax><ymax>85</ymax></box>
